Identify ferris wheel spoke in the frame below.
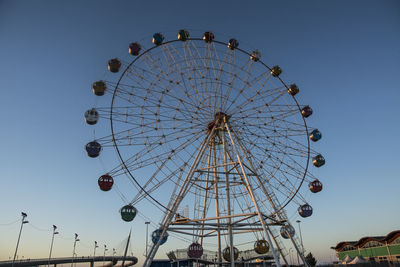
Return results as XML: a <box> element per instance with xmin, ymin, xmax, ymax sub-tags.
<box><xmin>121</xmin><ymin>128</ymin><xmax>205</xmax><ymax>173</ymax></box>
<box><xmin>239</xmin><ymin>137</ymin><xmax>308</xmax><ymax>162</ymax></box>
<box><xmin>228</xmin><ymin>126</ymin><xmax>304</xmax><ymax>204</ymax></box>
<box><xmin>118</xmin><ymin>142</ymin><xmax>192</xmax><ymax>171</ymax></box>
<box><xmin>159</xmin><ymin>45</ymin><xmax>203</xmax><ymax>110</ymax></box>
<box><xmin>206</xmin><ymin>43</ymin><xmax>225</xmax><ymax>113</ymax></box>
<box><xmin>228</xmin><ymin>84</ymin><xmax>286</xmax><ymax>116</ymax></box>
<box><xmin>122</xmin><ymin>68</ymin><xmax>213</xmax><ymax>117</ymax></box>
<box><xmin>259</xmin><ymin>153</ymin><xmax>305</xmax><ymax>185</ymax></box>
<box><xmin>135</xmin><ymin>51</ymin><xmax>194</xmax><ymax>106</ymax></box>
<box><xmin>204</xmin><ymin>49</ymin><xmax>219</xmax><ymax>114</ymax></box>
<box><xmin>230</xmin><ymin>85</ymin><xmax>289</xmax><ymax>119</ymax></box>
<box><xmin>185</xmin><ymin>41</ymin><xmax>212</xmax><ymax>107</ymax></box>
<box><xmin>263</xmin><ymin>115</ymin><xmax>309</xmax><ymax>130</ymax></box>
<box><xmin>240</xmin><ymin>101</ymin><xmax>300</xmax><ymax>118</ymax></box>
<box><xmin>232</xmin><ymin>107</ymin><xmax>300</xmax><ymax>126</ymax></box>
<box><xmin>164</xmin><ymin>43</ymin><xmax>216</xmax><ymax>113</ymax></box>
<box><xmin>260</xmin><ymin>160</ymin><xmax>305</xmax><ymax>202</ymax></box>
<box><xmin>224</xmin><ymin>58</ymin><xmax>257</xmax><ymax>112</ymax></box>
<box><xmin>236</xmin><ymin>127</ymin><xmax>310</xmax><ymax>164</ymax></box>
<box><xmin>214</xmin><ymin>46</ymin><xmax>234</xmax><ymax>111</ymax></box>
<box><xmin>230</xmin><ymin>121</ymin><xmax>307</xmax><ymax>150</ymax></box>
<box><xmin>132</xmin><ymin>159</ymin><xmax>188</xmax><ymax>205</ymax></box>
<box><xmin>235</xmin><ymin>115</ymin><xmax>306</xmax><ymax>136</ymax></box>
<box><xmin>110</xmin><ymin>115</ymin><xmax>207</xmax><ymax>133</ymax></box>
<box><xmin>259</xmin><ymin>152</ymin><xmax>308</xmax><ymax>188</ymax></box>
<box><xmin>227</xmin><ymin>72</ymin><xmax>277</xmax><ymax>115</ymax></box>
<box><xmin>124</xmin><ymin>62</ymin><xmax>171</xmax><ymax>92</ymax></box>
<box><xmin>257</xmin><ymin>145</ymin><xmax>309</xmax><ymax>160</ymax></box>
<box><xmin>220</xmin><ymin>52</ymin><xmax>238</xmax><ymax>111</ymax></box>
<box><xmin>232</xmin><ymin>123</ymin><xmax>306</xmax><ymax>143</ymax></box>
<box><xmin>181</xmin><ymin>67</ymin><xmax>210</xmax><ymax>109</ymax></box>
<box><xmin>260</xmin><ymin>171</ymin><xmax>299</xmax><ymax>204</ymax></box>
<box><xmin>225</xmin><ymin>123</ymin><xmax>289</xmax><ymax>216</ymax></box>
<box><xmin>235</xmin><ymin>135</ymin><xmax>307</xmax><ymax>183</ymax></box>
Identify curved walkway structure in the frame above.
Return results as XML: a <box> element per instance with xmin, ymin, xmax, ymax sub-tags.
<box><xmin>0</xmin><ymin>256</ymin><xmax>138</xmax><ymax>267</ymax></box>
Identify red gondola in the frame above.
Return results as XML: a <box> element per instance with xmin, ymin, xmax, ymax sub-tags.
<box><xmin>309</xmin><ymin>179</ymin><xmax>323</xmax><ymax>193</ymax></box>
<box><xmin>98</xmin><ymin>174</ymin><xmax>114</xmax><ymax>191</ymax></box>
<box><xmin>129</xmin><ymin>42</ymin><xmax>141</xmax><ymax>56</ymax></box>
<box><xmin>187</xmin><ymin>242</ymin><xmax>203</xmax><ymax>259</ymax></box>
<box><xmin>301</xmin><ymin>105</ymin><xmax>313</xmax><ymax>118</ymax></box>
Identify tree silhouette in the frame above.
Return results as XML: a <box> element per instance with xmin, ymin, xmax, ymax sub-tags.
<box><xmin>305</xmin><ymin>252</ymin><xmax>317</xmax><ymax>267</ymax></box>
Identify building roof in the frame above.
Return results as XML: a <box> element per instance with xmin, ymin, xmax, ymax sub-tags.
<box><xmin>331</xmin><ymin>230</ymin><xmax>400</xmax><ymax>251</ymax></box>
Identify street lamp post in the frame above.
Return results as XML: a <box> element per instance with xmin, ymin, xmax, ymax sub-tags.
<box><xmin>296</xmin><ymin>220</ymin><xmax>305</xmax><ymax>256</ymax></box>
<box><xmin>93</xmin><ymin>241</ymin><xmax>99</xmax><ymax>263</ymax></box>
<box><xmin>103</xmin><ymin>245</ymin><xmax>108</xmax><ymax>265</ymax></box>
<box><xmin>71</xmin><ymin>233</ymin><xmax>80</xmax><ymax>267</ymax></box>
<box><xmin>48</xmin><ymin>225</ymin><xmax>59</xmax><ymax>267</ymax></box>
<box><xmin>145</xmin><ymin>222</ymin><xmax>150</xmax><ymax>258</ymax></box>
<box><xmin>12</xmin><ymin>212</ymin><xmax>28</xmax><ymax>267</ymax></box>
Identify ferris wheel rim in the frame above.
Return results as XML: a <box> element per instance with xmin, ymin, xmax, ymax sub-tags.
<box><xmin>108</xmin><ymin>37</ymin><xmax>311</xmax><ymax>213</ymax></box>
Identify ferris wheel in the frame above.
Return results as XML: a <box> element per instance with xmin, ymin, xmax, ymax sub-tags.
<box><xmin>85</xmin><ymin>29</ymin><xmax>325</xmax><ymax>267</ymax></box>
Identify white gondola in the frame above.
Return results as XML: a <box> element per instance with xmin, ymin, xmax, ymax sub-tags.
<box><xmin>84</xmin><ymin>108</ymin><xmax>99</xmax><ymax>125</ymax></box>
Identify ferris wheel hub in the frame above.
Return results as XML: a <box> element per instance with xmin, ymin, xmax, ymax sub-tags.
<box><xmin>207</xmin><ymin>112</ymin><xmax>231</xmax><ymax>132</ymax></box>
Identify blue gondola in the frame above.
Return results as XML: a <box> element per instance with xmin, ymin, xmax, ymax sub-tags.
<box><xmin>152</xmin><ymin>229</ymin><xmax>168</xmax><ymax>245</ymax></box>
<box><xmin>310</xmin><ymin>129</ymin><xmax>322</xmax><ymax>142</ymax></box>
<box><xmin>152</xmin><ymin>33</ymin><xmax>164</xmax><ymax>46</ymax></box>
<box><xmin>298</xmin><ymin>204</ymin><xmax>313</xmax><ymax>218</ymax></box>
<box><xmin>85</xmin><ymin>141</ymin><xmax>101</xmax><ymax>158</ymax></box>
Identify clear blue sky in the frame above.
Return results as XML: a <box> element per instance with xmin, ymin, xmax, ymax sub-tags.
<box><xmin>0</xmin><ymin>0</ymin><xmax>399</xmax><ymax>265</ymax></box>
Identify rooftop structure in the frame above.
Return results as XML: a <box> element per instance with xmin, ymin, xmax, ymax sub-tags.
<box><xmin>331</xmin><ymin>230</ymin><xmax>400</xmax><ymax>262</ymax></box>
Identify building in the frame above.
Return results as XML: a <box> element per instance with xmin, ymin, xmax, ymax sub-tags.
<box><xmin>331</xmin><ymin>230</ymin><xmax>400</xmax><ymax>263</ymax></box>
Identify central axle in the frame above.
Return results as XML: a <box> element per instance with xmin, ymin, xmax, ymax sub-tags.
<box><xmin>207</xmin><ymin>112</ymin><xmax>230</xmax><ymax>132</ymax></box>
